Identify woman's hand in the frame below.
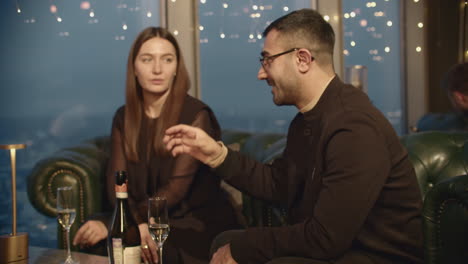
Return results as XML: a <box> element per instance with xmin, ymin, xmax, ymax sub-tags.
<box><xmin>73</xmin><ymin>220</ymin><xmax>108</xmax><ymax>247</ymax></box>
<box><xmin>210</xmin><ymin>244</ymin><xmax>238</xmax><ymax>264</ymax></box>
<box><xmin>139</xmin><ymin>223</ymin><xmax>159</xmax><ymax>264</ymax></box>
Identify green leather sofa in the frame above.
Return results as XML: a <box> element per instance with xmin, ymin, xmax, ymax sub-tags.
<box><xmin>27</xmin><ymin>130</ymin><xmax>468</xmax><ymax>263</ymax></box>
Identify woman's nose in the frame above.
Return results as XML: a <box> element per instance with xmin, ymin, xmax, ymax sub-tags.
<box><xmin>152</xmin><ymin>60</ymin><xmax>161</xmax><ymax>73</ymax></box>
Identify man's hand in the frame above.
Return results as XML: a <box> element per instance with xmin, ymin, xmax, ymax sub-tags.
<box><xmin>139</xmin><ymin>223</ymin><xmax>159</xmax><ymax>264</ymax></box>
<box><xmin>210</xmin><ymin>244</ymin><xmax>238</xmax><ymax>264</ymax></box>
<box><xmin>73</xmin><ymin>220</ymin><xmax>108</xmax><ymax>247</ymax></box>
<box><xmin>163</xmin><ymin>124</ymin><xmax>222</xmax><ymax>164</ymax></box>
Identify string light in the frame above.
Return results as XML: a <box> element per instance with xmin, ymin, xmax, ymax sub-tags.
<box><xmin>80</xmin><ymin>1</ymin><xmax>90</xmax><ymax>10</ymax></box>
<box><xmin>250</xmin><ymin>13</ymin><xmax>261</xmax><ymax>18</ymax></box>
<box><xmin>350</xmin><ymin>41</ymin><xmax>356</xmax><ymax>47</ymax></box>
<box><xmin>416</xmin><ymin>46</ymin><xmax>422</xmax><ymax>52</ymax></box>
<box><xmin>89</xmin><ymin>10</ymin><xmax>95</xmax><ymax>17</ymax></box>
<box><xmin>372</xmin><ymin>56</ymin><xmax>383</xmax><ymax>62</ymax></box>
<box><xmin>147</xmin><ymin>12</ymin><xmax>152</xmax><ymax>18</ymax></box>
<box><xmin>323</xmin><ymin>15</ymin><xmax>330</xmax><ymax>21</ymax></box>
<box><xmin>384</xmin><ymin>47</ymin><xmax>390</xmax><ymax>52</ymax></box>
<box><xmin>200</xmin><ymin>0</ymin><xmax>206</xmax><ymax>4</ymax></box>
<box><xmin>199</xmin><ymin>25</ymin><xmax>204</xmax><ymax>31</ymax></box>
<box><xmin>386</xmin><ymin>20</ymin><xmax>393</xmax><ymax>27</ymax></box>
<box><xmin>223</xmin><ymin>3</ymin><xmax>228</xmax><ymax>8</ymax></box>
<box><xmin>283</xmin><ymin>6</ymin><xmax>289</xmax><ymax>12</ymax></box>
<box><xmin>50</xmin><ymin>5</ymin><xmax>57</xmax><ymax>13</ymax></box>
<box><xmin>417</xmin><ymin>22</ymin><xmax>423</xmax><ymax>28</ymax></box>
<box><xmin>15</xmin><ymin>0</ymin><xmax>21</xmax><ymax>13</ymax></box>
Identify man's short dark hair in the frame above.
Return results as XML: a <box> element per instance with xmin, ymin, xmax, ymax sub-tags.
<box><xmin>263</xmin><ymin>9</ymin><xmax>335</xmax><ymax>57</ymax></box>
<box><xmin>442</xmin><ymin>62</ymin><xmax>468</xmax><ymax>94</ymax></box>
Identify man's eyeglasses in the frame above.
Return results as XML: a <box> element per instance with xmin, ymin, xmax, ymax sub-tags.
<box><xmin>259</xmin><ymin>48</ymin><xmax>299</xmax><ymax>67</ymax></box>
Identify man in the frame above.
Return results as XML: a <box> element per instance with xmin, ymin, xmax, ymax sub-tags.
<box><xmin>164</xmin><ymin>8</ymin><xmax>423</xmax><ymax>264</ymax></box>
<box><xmin>443</xmin><ymin>62</ymin><xmax>468</xmax><ymax>116</ymax></box>
<box><xmin>417</xmin><ymin>62</ymin><xmax>468</xmax><ymax>132</ymax></box>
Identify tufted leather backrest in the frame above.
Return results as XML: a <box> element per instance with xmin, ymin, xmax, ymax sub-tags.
<box><xmin>401</xmin><ymin>131</ymin><xmax>468</xmax><ymax>264</ymax></box>
<box><xmin>400</xmin><ymin>131</ymin><xmax>468</xmax><ymax>197</ymax></box>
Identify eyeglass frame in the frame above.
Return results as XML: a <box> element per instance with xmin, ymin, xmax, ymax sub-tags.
<box><xmin>259</xmin><ymin>48</ymin><xmax>300</xmax><ymax>67</ymax></box>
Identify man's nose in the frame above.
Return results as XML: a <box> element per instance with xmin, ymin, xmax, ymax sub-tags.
<box><xmin>257</xmin><ymin>65</ymin><xmax>267</xmax><ymax>80</ymax></box>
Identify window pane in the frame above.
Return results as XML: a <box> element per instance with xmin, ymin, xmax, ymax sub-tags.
<box><xmin>199</xmin><ymin>1</ymin><xmax>311</xmax><ymax>133</ymax></box>
<box><xmin>342</xmin><ymin>1</ymin><xmax>404</xmax><ymax>134</ymax></box>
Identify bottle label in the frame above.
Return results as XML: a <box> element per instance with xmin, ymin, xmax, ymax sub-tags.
<box><xmin>124</xmin><ymin>246</ymin><xmax>142</xmax><ymax>264</ymax></box>
<box><xmin>116</xmin><ymin>192</ymin><xmax>128</xmax><ymax>199</ymax></box>
<box><xmin>112</xmin><ymin>238</ymin><xmax>123</xmax><ymax>264</ymax></box>
<box><xmin>112</xmin><ymin>239</ymin><xmax>141</xmax><ymax>264</ymax></box>
<box><xmin>115</xmin><ymin>181</ymin><xmax>128</xmax><ymax>199</ymax></box>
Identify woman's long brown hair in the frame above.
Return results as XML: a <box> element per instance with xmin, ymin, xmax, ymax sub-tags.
<box><xmin>124</xmin><ymin>27</ymin><xmax>190</xmax><ymax>162</ymax></box>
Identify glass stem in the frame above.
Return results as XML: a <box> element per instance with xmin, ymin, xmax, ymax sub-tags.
<box><xmin>159</xmin><ymin>246</ymin><xmax>163</xmax><ymax>264</ymax></box>
<box><xmin>66</xmin><ymin>228</ymin><xmax>72</xmax><ymax>259</ymax></box>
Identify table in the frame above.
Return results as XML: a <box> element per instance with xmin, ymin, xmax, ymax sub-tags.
<box><xmin>26</xmin><ymin>246</ymin><xmax>108</xmax><ymax>264</ymax></box>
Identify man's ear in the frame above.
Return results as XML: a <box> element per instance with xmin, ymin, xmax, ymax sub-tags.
<box><xmin>297</xmin><ymin>49</ymin><xmax>313</xmax><ymax>73</ymax></box>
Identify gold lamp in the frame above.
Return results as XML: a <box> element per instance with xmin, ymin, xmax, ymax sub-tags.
<box><xmin>0</xmin><ymin>144</ymin><xmax>28</xmax><ymax>263</ymax></box>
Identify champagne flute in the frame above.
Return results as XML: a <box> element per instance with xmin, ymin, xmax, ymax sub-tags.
<box><xmin>148</xmin><ymin>197</ymin><xmax>169</xmax><ymax>264</ymax></box>
<box><xmin>56</xmin><ymin>186</ymin><xmax>79</xmax><ymax>264</ymax></box>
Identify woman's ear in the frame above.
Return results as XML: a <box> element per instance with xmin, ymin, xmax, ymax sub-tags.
<box><xmin>297</xmin><ymin>49</ymin><xmax>313</xmax><ymax>73</ymax></box>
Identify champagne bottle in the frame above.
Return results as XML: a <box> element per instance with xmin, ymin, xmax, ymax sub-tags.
<box><xmin>108</xmin><ymin>171</ymin><xmax>141</xmax><ymax>264</ymax></box>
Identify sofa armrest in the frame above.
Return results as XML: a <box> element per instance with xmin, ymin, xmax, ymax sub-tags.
<box><xmin>422</xmin><ymin>174</ymin><xmax>468</xmax><ymax>264</ymax></box>
<box><xmin>27</xmin><ymin>136</ymin><xmax>110</xmax><ymax>250</ymax></box>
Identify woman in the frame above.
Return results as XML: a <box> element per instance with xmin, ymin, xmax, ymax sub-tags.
<box><xmin>73</xmin><ymin>27</ymin><xmax>240</xmax><ymax>264</ymax></box>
